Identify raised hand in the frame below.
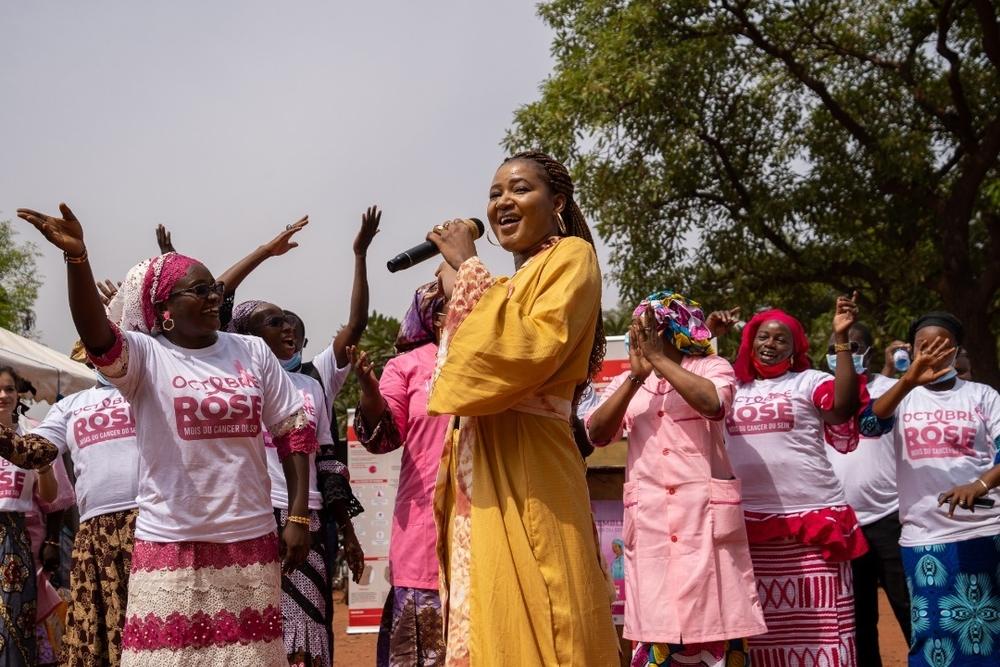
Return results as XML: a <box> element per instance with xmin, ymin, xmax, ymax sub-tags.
<box><xmin>96</xmin><ymin>279</ymin><xmax>120</xmax><ymax>307</ymax></box>
<box><xmin>628</xmin><ymin>320</ymin><xmax>654</xmax><ymax>380</ymax></box>
<box><xmin>17</xmin><ymin>203</ymin><xmax>85</xmax><ymax>257</ymax></box>
<box><xmin>347</xmin><ymin>345</ymin><xmax>378</xmax><ymax>391</ymax></box>
<box><xmin>155</xmin><ymin>224</ymin><xmax>176</xmax><ymax>254</ymax></box>
<box><xmin>354</xmin><ymin>206</ymin><xmax>382</xmax><ymax>256</ymax></box>
<box><xmin>636</xmin><ymin>309</ymin><xmax>668</xmax><ymax>363</ymax></box>
<box><xmin>262</xmin><ymin>216</ymin><xmax>309</xmax><ymax>257</ymax></box>
<box><xmin>904</xmin><ymin>336</ymin><xmax>957</xmax><ymax>386</ymax></box>
<box><xmin>832</xmin><ymin>291</ymin><xmax>860</xmax><ymax>335</ymax></box>
<box><xmin>706</xmin><ymin>307</ymin><xmax>741</xmax><ymax>338</ymax></box>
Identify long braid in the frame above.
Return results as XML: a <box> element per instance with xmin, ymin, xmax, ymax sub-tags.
<box><xmin>503</xmin><ymin>151</ymin><xmax>607</xmax><ymax>384</ymax></box>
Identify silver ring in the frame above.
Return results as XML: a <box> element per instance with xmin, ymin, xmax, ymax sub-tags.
<box><xmin>285</xmin><ymin>224</ymin><xmax>293</xmax><ymax>230</ymax></box>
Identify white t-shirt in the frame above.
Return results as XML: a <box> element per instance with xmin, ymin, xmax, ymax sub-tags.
<box><xmin>828</xmin><ymin>374</ymin><xmax>899</xmax><ymax>525</ymax></box>
<box><xmin>106</xmin><ymin>331</ymin><xmax>303</xmax><ymax>543</ymax></box>
<box><xmin>265</xmin><ymin>372</ymin><xmax>330</xmax><ymax>510</ymax></box>
<box><xmin>0</xmin><ymin>423</ymin><xmax>36</xmax><ymax>513</ymax></box>
<box><xmin>892</xmin><ymin>379</ymin><xmax>1000</xmax><ymax>547</ymax></box>
<box><xmin>31</xmin><ymin>385</ymin><xmax>140</xmax><ymax>522</ymax></box>
<box><xmin>309</xmin><ymin>343</ymin><xmax>351</xmax><ymax>426</ymax></box>
<box><xmin>725</xmin><ymin>370</ymin><xmax>848</xmax><ymax>513</ymax></box>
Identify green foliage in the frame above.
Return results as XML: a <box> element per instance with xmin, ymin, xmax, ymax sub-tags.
<box><xmin>0</xmin><ymin>220</ymin><xmax>41</xmax><ymax>335</ymax></box>
<box><xmin>509</xmin><ymin>0</ymin><xmax>1000</xmax><ymax>386</ymax></box>
<box><xmin>332</xmin><ymin>311</ymin><xmax>401</xmax><ymax>438</ymax></box>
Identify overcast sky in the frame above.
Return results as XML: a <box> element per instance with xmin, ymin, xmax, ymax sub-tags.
<box><xmin>1</xmin><ymin>1</ymin><xmax>620</xmax><ymax>357</ymax></box>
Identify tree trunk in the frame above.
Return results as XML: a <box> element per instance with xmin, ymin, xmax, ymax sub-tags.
<box><xmin>950</xmin><ymin>299</ymin><xmax>1000</xmax><ymax>389</ymax></box>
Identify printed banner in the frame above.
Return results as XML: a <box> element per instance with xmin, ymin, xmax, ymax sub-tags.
<box><xmin>592</xmin><ymin>499</ymin><xmax>626</xmax><ymax>625</ymax></box>
<box><xmin>346</xmin><ymin>409</ymin><xmax>402</xmax><ymax>634</ymax></box>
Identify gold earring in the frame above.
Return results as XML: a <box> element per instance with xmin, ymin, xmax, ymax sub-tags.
<box><xmin>556</xmin><ymin>211</ymin><xmax>567</xmax><ymax>235</ymax></box>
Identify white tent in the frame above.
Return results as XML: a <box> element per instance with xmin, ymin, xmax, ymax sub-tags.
<box><xmin>0</xmin><ymin>327</ymin><xmax>94</xmax><ymax>403</ymax></box>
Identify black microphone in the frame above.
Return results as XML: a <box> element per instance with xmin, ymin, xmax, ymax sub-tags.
<box><xmin>386</xmin><ymin>218</ymin><xmax>485</xmax><ymax>273</ymax></box>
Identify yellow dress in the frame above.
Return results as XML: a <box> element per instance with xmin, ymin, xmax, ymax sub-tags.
<box><xmin>428</xmin><ymin>237</ymin><xmax>620</xmax><ymax>666</ymax></box>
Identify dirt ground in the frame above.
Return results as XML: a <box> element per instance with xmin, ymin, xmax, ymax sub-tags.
<box><xmin>331</xmin><ymin>589</ymin><xmax>910</xmax><ymax>666</ymax></box>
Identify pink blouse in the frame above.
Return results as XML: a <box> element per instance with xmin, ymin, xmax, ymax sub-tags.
<box><xmin>356</xmin><ymin>343</ymin><xmax>451</xmax><ymax>589</ymax></box>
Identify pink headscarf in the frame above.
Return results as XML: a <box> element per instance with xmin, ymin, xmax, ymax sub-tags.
<box><xmin>733</xmin><ymin>308</ymin><xmax>812</xmax><ymax>383</ymax></box>
<box><xmin>109</xmin><ymin>253</ymin><xmax>199</xmax><ymax>334</ymax></box>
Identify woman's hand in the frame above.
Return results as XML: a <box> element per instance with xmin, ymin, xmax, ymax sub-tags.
<box><xmin>342</xmin><ymin>526</ymin><xmax>365</xmax><ymax>584</ymax></box>
<box><xmin>263</xmin><ymin>216</ymin><xmax>309</xmax><ymax>257</ymax></box>
<box><xmin>17</xmin><ymin>203</ymin><xmax>86</xmax><ymax>257</ymax></box>
<box><xmin>280</xmin><ymin>521</ymin><xmax>310</xmax><ymax>572</ymax></box>
<box><xmin>354</xmin><ymin>206</ymin><xmax>382</xmax><ymax>256</ymax></box>
<box><xmin>427</xmin><ymin>219</ymin><xmax>477</xmax><ymax>270</ymax></box>
<box><xmin>882</xmin><ymin>340</ymin><xmax>910</xmax><ymax>375</ymax></box>
<box><xmin>903</xmin><ymin>336</ymin><xmax>957</xmax><ymax>386</ymax></box>
<box><xmin>636</xmin><ymin>310</ymin><xmax>667</xmax><ymax>363</ymax></box>
<box><xmin>832</xmin><ymin>291</ymin><xmax>860</xmax><ymax>336</ymax></box>
<box><xmin>39</xmin><ymin>543</ymin><xmax>60</xmax><ymax>573</ymax></box>
<box><xmin>96</xmin><ymin>279</ymin><xmax>120</xmax><ymax>307</ymax></box>
<box><xmin>939</xmin><ymin>481</ymin><xmax>989</xmax><ymax>517</ymax></box>
<box><xmin>706</xmin><ymin>307</ymin><xmax>741</xmax><ymax>338</ymax></box>
<box><xmin>347</xmin><ymin>346</ymin><xmax>379</xmax><ymax>391</ymax></box>
<box><xmin>155</xmin><ymin>224</ymin><xmax>176</xmax><ymax>254</ymax></box>
<box><xmin>627</xmin><ymin>322</ymin><xmax>654</xmax><ymax>380</ymax></box>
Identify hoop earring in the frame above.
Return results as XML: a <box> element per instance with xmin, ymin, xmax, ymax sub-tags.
<box><xmin>556</xmin><ymin>211</ymin><xmax>567</xmax><ymax>236</ymax></box>
<box><xmin>486</xmin><ymin>229</ymin><xmax>500</xmax><ymax>247</ymax></box>
<box><xmin>161</xmin><ymin>312</ymin><xmax>175</xmax><ymax>332</ymax></box>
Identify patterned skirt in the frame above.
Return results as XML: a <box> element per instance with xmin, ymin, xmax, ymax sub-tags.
<box><xmin>120</xmin><ymin>532</ymin><xmax>285</xmax><ymax>667</ymax></box>
<box><xmin>748</xmin><ymin>538</ymin><xmax>857</xmax><ymax>666</ymax></box>
<box><xmin>631</xmin><ymin>640</ymin><xmax>749</xmax><ymax>667</ymax></box>
<box><xmin>274</xmin><ymin>509</ymin><xmax>330</xmax><ymax>667</ymax></box>
<box><xmin>376</xmin><ymin>586</ymin><xmax>445</xmax><ymax>667</ymax></box>
<box><xmin>63</xmin><ymin>508</ymin><xmax>138</xmax><ymax>667</ymax></box>
<box><xmin>0</xmin><ymin>512</ymin><xmax>36</xmax><ymax>667</ymax></box>
<box><xmin>902</xmin><ymin>533</ymin><xmax>1000</xmax><ymax>666</ymax></box>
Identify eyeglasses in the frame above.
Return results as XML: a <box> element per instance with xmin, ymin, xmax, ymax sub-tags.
<box><xmin>261</xmin><ymin>314</ymin><xmax>292</xmax><ymax>329</ymax></box>
<box><xmin>826</xmin><ymin>342</ymin><xmax>870</xmax><ymax>355</ymax></box>
<box><xmin>168</xmin><ymin>281</ymin><xmax>225</xmax><ymax>301</ymax></box>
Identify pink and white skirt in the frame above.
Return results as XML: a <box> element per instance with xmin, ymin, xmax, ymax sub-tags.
<box><xmin>121</xmin><ymin>532</ymin><xmax>286</xmax><ymax>667</ymax></box>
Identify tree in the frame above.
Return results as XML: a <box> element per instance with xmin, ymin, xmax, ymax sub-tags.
<box><xmin>332</xmin><ymin>311</ymin><xmax>401</xmax><ymax>439</ymax></box>
<box><xmin>507</xmin><ymin>0</ymin><xmax>1000</xmax><ymax>387</ymax></box>
<box><xmin>0</xmin><ymin>220</ymin><xmax>41</xmax><ymax>335</ymax></box>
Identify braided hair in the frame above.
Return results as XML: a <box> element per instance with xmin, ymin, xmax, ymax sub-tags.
<box><xmin>502</xmin><ymin>150</ymin><xmax>607</xmax><ymax>384</ymax></box>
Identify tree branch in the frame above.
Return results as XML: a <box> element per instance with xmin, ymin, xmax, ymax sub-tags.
<box><xmin>972</xmin><ymin>0</ymin><xmax>1000</xmax><ymax>72</ymax></box>
<box><xmin>936</xmin><ymin>0</ymin><xmax>979</xmax><ymax>147</ymax></box>
<box><xmin>720</xmin><ymin>0</ymin><xmax>875</xmax><ymax>150</ymax></box>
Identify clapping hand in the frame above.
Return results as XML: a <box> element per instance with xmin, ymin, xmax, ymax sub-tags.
<box><xmin>627</xmin><ymin>319</ymin><xmax>654</xmax><ymax>381</ymax></box>
<box><xmin>17</xmin><ymin>204</ymin><xmax>86</xmax><ymax>257</ymax></box>
<box><xmin>155</xmin><ymin>224</ymin><xmax>176</xmax><ymax>254</ymax></box>
<box><xmin>706</xmin><ymin>307</ymin><xmax>741</xmax><ymax>338</ymax></box>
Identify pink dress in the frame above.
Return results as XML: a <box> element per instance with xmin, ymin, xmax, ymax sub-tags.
<box><xmin>589</xmin><ymin>356</ymin><xmax>766</xmax><ymax>645</ymax></box>
<box><xmin>357</xmin><ymin>343</ymin><xmax>451</xmax><ymax>590</ymax></box>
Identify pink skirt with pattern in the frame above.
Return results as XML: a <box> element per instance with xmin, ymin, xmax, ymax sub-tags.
<box><xmin>120</xmin><ymin>532</ymin><xmax>286</xmax><ymax>667</ymax></box>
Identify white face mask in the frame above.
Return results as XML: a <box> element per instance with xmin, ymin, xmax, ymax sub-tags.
<box><xmin>826</xmin><ymin>349</ymin><xmax>869</xmax><ymax>375</ymax></box>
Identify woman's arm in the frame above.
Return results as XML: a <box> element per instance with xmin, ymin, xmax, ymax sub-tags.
<box><xmin>588</xmin><ymin>326</ymin><xmax>651</xmax><ymax>444</ymax></box>
<box><xmin>637</xmin><ymin>312</ymin><xmax>722</xmax><ymax>416</ymax></box>
<box><xmin>36</xmin><ymin>464</ymin><xmax>58</xmax><ymax>504</ymax></box>
<box><xmin>332</xmin><ymin>206</ymin><xmax>381</xmax><ymax>367</ymax></box>
<box><xmin>0</xmin><ymin>426</ymin><xmax>58</xmax><ymax>470</ymax></box>
<box><xmin>18</xmin><ymin>204</ymin><xmax>115</xmax><ymax>355</ymax></box>
<box><xmin>871</xmin><ymin>336</ymin><xmax>957</xmax><ymax>418</ymax></box>
<box><xmin>217</xmin><ymin>216</ymin><xmax>309</xmax><ymax>298</ymax></box>
<box><xmin>820</xmin><ymin>294</ymin><xmax>861</xmax><ymax>424</ymax></box>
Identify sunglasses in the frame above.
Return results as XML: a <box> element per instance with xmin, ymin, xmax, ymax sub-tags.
<box><xmin>261</xmin><ymin>314</ymin><xmax>292</xmax><ymax>329</ymax></box>
<box><xmin>167</xmin><ymin>281</ymin><xmax>225</xmax><ymax>300</ymax></box>
<box><xmin>826</xmin><ymin>342</ymin><xmax>869</xmax><ymax>355</ymax></box>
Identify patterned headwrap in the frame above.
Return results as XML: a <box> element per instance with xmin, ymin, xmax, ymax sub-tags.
<box><xmin>395</xmin><ymin>280</ymin><xmax>446</xmax><ymax>353</ymax></box>
<box><xmin>632</xmin><ymin>290</ymin><xmax>713</xmax><ymax>356</ymax></box>
<box><xmin>733</xmin><ymin>308</ymin><xmax>812</xmax><ymax>383</ymax></box>
<box><xmin>109</xmin><ymin>253</ymin><xmax>199</xmax><ymax>334</ymax></box>
<box><xmin>227</xmin><ymin>300</ymin><xmax>267</xmax><ymax>335</ymax></box>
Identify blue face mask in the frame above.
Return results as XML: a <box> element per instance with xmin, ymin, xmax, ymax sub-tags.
<box><xmin>930</xmin><ymin>368</ymin><xmax>958</xmax><ymax>385</ymax></box>
<box><xmin>280</xmin><ymin>352</ymin><xmax>302</xmax><ymax>372</ymax></box>
<box><xmin>95</xmin><ymin>370</ymin><xmax>113</xmax><ymax>387</ymax></box>
<box><xmin>826</xmin><ymin>353</ymin><xmax>868</xmax><ymax>375</ymax></box>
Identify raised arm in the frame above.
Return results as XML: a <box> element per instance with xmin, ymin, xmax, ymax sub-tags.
<box><xmin>332</xmin><ymin>206</ymin><xmax>381</xmax><ymax>367</ymax></box>
<box><xmin>871</xmin><ymin>336</ymin><xmax>957</xmax><ymax>418</ymax></box>
<box><xmin>18</xmin><ymin>204</ymin><xmax>115</xmax><ymax>355</ymax></box>
<box><xmin>588</xmin><ymin>327</ymin><xmax>651</xmax><ymax>445</ymax></box>
<box><xmin>637</xmin><ymin>312</ymin><xmax>723</xmax><ymax>417</ymax></box>
<box><xmin>819</xmin><ymin>293</ymin><xmax>861</xmax><ymax>424</ymax></box>
<box><xmin>217</xmin><ymin>215</ymin><xmax>309</xmax><ymax>298</ymax></box>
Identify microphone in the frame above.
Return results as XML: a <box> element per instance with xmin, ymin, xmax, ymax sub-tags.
<box><xmin>386</xmin><ymin>218</ymin><xmax>485</xmax><ymax>273</ymax></box>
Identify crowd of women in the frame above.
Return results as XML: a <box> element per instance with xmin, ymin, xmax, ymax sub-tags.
<box><xmin>0</xmin><ymin>149</ymin><xmax>996</xmax><ymax>667</ymax></box>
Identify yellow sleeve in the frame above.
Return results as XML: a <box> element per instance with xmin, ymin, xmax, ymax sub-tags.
<box><xmin>427</xmin><ymin>237</ymin><xmax>601</xmax><ymax>417</ymax></box>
